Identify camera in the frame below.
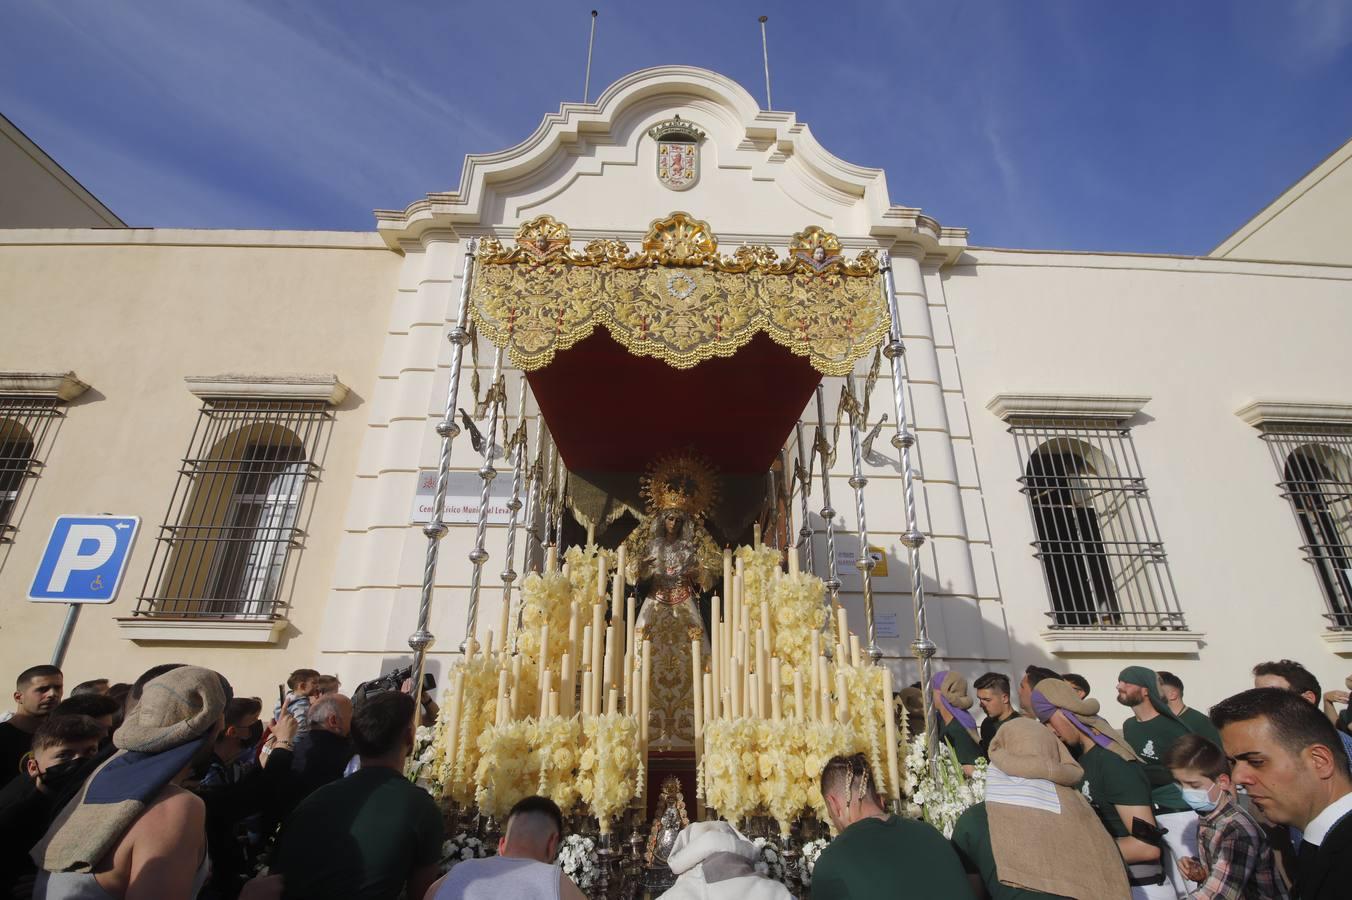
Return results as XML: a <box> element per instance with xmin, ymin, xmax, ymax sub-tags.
<box><xmin>352</xmin><ymin>664</ymin><xmax>436</xmax><ymax>710</ymax></box>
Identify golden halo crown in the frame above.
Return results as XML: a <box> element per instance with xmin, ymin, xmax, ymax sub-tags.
<box><xmin>641</xmin><ymin>450</ymin><xmax>720</xmax><ymax>520</ymax></box>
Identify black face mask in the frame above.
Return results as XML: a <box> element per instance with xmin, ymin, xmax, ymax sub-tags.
<box><xmin>245</xmin><ymin>720</ymin><xmax>264</xmax><ymax>747</ymax></box>
<box><xmin>38</xmin><ymin>759</ymin><xmax>86</xmax><ymax>792</ymax></box>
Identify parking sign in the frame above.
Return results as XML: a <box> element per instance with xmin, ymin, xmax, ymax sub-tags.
<box><xmin>29</xmin><ymin>515</ymin><xmax>141</xmax><ymax>603</ymax></box>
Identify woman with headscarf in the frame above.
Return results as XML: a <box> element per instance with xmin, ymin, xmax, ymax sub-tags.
<box><xmin>1030</xmin><ymin>678</ymin><xmax>1171</xmax><ymax>900</ymax></box>
<box><xmin>949</xmin><ymin>717</ymin><xmax>1130</xmax><ymax>899</ymax></box>
<box><xmin>933</xmin><ymin>671</ymin><xmax>983</xmax><ymax>769</ymax></box>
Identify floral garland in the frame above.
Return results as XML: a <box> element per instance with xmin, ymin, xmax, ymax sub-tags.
<box><xmin>579</xmin><ymin>712</ymin><xmax>641</xmax><ymax>831</ymax></box>
<box><xmin>902</xmin><ymin>732</ymin><xmax>987</xmax><ymax>838</ymax></box>
<box><xmin>750</xmin><ymin>836</ymin><xmax>786</xmax><ymax>882</ymax></box>
<box><xmin>439</xmin><ymin>833</ymin><xmax>491</xmax><ymax>873</ymax></box>
<box><xmin>406</xmin><ymin>724</ymin><xmax>439</xmax><ymax>793</ymax></box>
<box><xmin>515</xmin><ymin>568</ymin><xmax>574</xmax><ymax>665</ymax></box>
<box><xmin>534</xmin><ymin>714</ymin><xmax>583</xmax><ymax>812</ymax></box>
<box><xmin>798</xmin><ymin>837</ymin><xmax>830</xmax><ymax>889</ymax></box>
<box><xmin>769</xmin><ymin>573</ymin><xmax>827</xmax><ymax>697</ymax></box>
<box><xmin>701</xmin><ymin>718</ymin><xmax>761</xmax><ymax>825</ymax></box>
<box><xmin>557</xmin><ymin>834</ymin><xmax>599</xmax><ymax>891</ymax></box>
<box><xmin>432</xmin><ymin>653</ymin><xmax>504</xmax><ymax>805</ymax></box>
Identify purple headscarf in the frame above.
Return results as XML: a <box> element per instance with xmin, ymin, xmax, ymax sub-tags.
<box><xmin>1030</xmin><ymin>689</ymin><xmax>1114</xmax><ymax>752</ymax></box>
<box><xmin>931</xmin><ymin>671</ymin><xmax>978</xmax><ymax>732</ymax></box>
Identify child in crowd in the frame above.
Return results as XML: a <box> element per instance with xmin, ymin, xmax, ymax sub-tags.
<box><xmin>1165</xmin><ymin>734</ymin><xmax>1288</xmax><ymax>899</ymax></box>
<box><xmin>274</xmin><ymin>668</ymin><xmax>320</xmax><ymax>732</ymax></box>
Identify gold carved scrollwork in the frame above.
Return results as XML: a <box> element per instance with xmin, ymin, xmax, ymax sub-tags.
<box><xmin>469</xmin><ymin>212</ymin><xmax>889</xmax><ymax>375</ymax></box>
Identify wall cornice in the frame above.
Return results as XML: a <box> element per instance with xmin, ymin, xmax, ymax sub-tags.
<box><xmin>0</xmin><ymin>371</ymin><xmax>90</xmax><ymax>401</ymax></box>
<box><xmin>184</xmin><ymin>374</ymin><xmax>348</xmax><ymax>405</ymax></box>
<box><xmin>986</xmin><ymin>393</ymin><xmax>1150</xmax><ymax>422</ymax></box>
<box><xmin>1235</xmin><ymin>399</ymin><xmax>1352</xmax><ymax>428</ymax></box>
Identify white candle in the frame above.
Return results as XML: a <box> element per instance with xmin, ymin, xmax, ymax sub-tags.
<box><xmin>836</xmin><ymin>670</ymin><xmax>850</xmax><ymax>724</ymax></box>
<box><xmin>538</xmin><ymin>624</ymin><xmax>550</xmax><ymax>683</ymax></box>
<box><xmin>750</xmin><ymin>672</ymin><xmax>762</xmax><ymax>719</ymax></box>
<box><xmin>495</xmin><ymin>668</ymin><xmax>510</xmax><ymax>726</ymax></box>
<box><xmin>691</xmin><ymin>638</ymin><xmax>704</xmax><ymax>737</ymax></box>
<box><xmin>788</xmin><ymin>547</ymin><xmax>799</xmax><ymax>577</ymax></box>
<box><xmin>850</xmin><ymin>634</ymin><xmax>861</xmax><ymax>669</ymax></box>
<box><xmin>582</xmin><ymin>670</ymin><xmax>594</xmax><ymax>718</ymax></box>
<box><xmin>641</xmin><ymin>639</ymin><xmax>652</xmax><ymax>739</ymax></box>
<box><xmin>793</xmin><ymin>667</ymin><xmax>804</xmax><ymax>721</ymax></box>
<box><xmin>539</xmin><ymin>668</ymin><xmax>553</xmax><ymax>719</ymax></box>
<box><xmin>702</xmin><ymin>672</ymin><xmax>714</xmax><ymax>733</ymax></box>
<box><xmin>546</xmin><ymin>545</ymin><xmax>558</xmax><ymax>573</ymax></box>
<box><xmin>753</xmin><ymin>522</ymin><xmax>762</xmax><ymax>548</ymax></box>
<box><xmin>597</xmin><ymin>555</ymin><xmax>607</xmax><ymax>602</ymax></box>
<box><xmin>498</xmin><ymin>596</ymin><xmax>511</xmax><ymax>661</ymax></box>
<box><xmin>581</xmin><ymin>624</ymin><xmax>593</xmax><ymax>671</ymax></box>
<box><xmin>445</xmin><ymin>670</ymin><xmax>465</xmax><ymax>773</ymax></box>
<box><xmin>559</xmin><ymin>653</ymin><xmax>573</xmax><ymax>717</ymax></box>
<box><xmin>770</xmin><ymin>657</ymin><xmax>782</xmax><ymax>721</ymax></box>
<box><xmin>836</xmin><ymin>607</ymin><xmax>849</xmax><ymax>651</ymax></box>
<box><xmin>548</xmin><ymin>691</ymin><xmax>559</xmax><ymax>718</ymax></box>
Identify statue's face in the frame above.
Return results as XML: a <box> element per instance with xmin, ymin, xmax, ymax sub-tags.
<box><xmin>661</xmin><ymin>510</ymin><xmax>683</xmax><ymax>537</ymax></box>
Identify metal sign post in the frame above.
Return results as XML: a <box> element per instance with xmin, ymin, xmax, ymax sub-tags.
<box><xmin>28</xmin><ymin>514</ymin><xmax>141</xmax><ymax>668</ymax></box>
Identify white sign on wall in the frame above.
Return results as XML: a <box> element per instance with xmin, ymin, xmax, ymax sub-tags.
<box><xmin>874</xmin><ymin>611</ymin><xmax>900</xmax><ymax>639</ymax></box>
<box><xmin>411</xmin><ymin>470</ymin><xmax>514</xmax><ymax>525</ymax></box>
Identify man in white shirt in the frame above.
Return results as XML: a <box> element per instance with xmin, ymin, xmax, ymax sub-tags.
<box><xmin>1211</xmin><ymin>687</ymin><xmax>1352</xmax><ymax>900</ymax></box>
<box><xmin>428</xmin><ymin>796</ymin><xmax>586</xmax><ymax>900</ymax></box>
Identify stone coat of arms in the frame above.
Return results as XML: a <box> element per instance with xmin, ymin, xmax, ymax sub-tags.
<box><xmin>648</xmin><ymin>116</ymin><xmax>705</xmax><ymax>192</ymax></box>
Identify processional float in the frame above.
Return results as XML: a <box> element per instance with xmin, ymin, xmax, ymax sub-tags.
<box><xmin>406</xmin><ymin>212</ymin><xmax>941</xmax><ymax>893</ymax></box>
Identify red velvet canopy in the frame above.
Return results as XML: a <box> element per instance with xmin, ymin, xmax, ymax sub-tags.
<box><xmin>527</xmin><ymin>331</ymin><xmax>821</xmax><ymax>476</ymax></box>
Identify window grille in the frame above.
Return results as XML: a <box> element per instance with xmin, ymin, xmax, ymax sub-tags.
<box><xmin>0</xmin><ymin>398</ymin><xmax>63</xmax><ymax>542</ymax></box>
<box><xmin>1259</xmin><ymin>425</ymin><xmax>1352</xmax><ymax>630</ymax></box>
<box><xmin>1010</xmin><ymin>418</ymin><xmax>1186</xmax><ymax>630</ymax></box>
<box><xmin>136</xmin><ymin>399</ymin><xmax>331</xmax><ymax>620</ymax></box>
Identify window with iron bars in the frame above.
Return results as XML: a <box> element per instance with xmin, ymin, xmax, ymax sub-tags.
<box><xmin>1010</xmin><ymin>418</ymin><xmax>1186</xmax><ymax>631</ymax></box>
<box><xmin>1259</xmin><ymin>425</ymin><xmax>1352</xmax><ymax>630</ymax></box>
<box><xmin>0</xmin><ymin>398</ymin><xmax>64</xmax><ymax>542</ymax></box>
<box><xmin>136</xmin><ymin>399</ymin><xmax>331</xmax><ymax>620</ymax></box>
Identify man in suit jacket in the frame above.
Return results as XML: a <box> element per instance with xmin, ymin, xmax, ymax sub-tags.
<box><xmin>1212</xmin><ymin>687</ymin><xmax>1352</xmax><ymax>900</ymax></box>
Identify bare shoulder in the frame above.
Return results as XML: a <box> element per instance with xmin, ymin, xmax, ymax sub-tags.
<box><xmin>138</xmin><ymin>784</ymin><xmax>206</xmax><ymax>831</ymax></box>
<box><xmin>559</xmin><ymin>871</ymin><xmax>588</xmax><ymax>900</ymax></box>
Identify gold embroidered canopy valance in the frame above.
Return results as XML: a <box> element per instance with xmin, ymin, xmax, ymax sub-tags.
<box><xmin>469</xmin><ymin>212</ymin><xmax>887</xmax><ymax>376</ymax></box>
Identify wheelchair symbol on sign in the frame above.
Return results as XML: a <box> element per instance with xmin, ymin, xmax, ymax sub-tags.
<box><xmin>91</xmin><ymin>575</ymin><xmax>104</xmax><ymax>591</ymax></box>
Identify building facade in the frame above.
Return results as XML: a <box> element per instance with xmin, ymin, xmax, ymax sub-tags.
<box><xmin>1</xmin><ymin>66</ymin><xmax>1349</xmax><ymax>711</ymax></box>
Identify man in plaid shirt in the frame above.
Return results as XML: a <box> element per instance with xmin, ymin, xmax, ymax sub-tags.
<box><xmin>1166</xmin><ymin>733</ymin><xmax>1288</xmax><ymax>899</ymax></box>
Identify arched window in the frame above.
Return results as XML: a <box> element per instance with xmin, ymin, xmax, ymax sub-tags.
<box><xmin>138</xmin><ymin>399</ymin><xmax>330</xmax><ymax>620</ymax></box>
<box><xmin>0</xmin><ymin>399</ymin><xmax>62</xmax><ymax>541</ymax></box>
<box><xmin>1263</xmin><ymin>430</ymin><xmax>1352</xmax><ymax>628</ymax></box>
<box><xmin>1011</xmin><ymin>419</ymin><xmax>1185</xmax><ymax>631</ymax></box>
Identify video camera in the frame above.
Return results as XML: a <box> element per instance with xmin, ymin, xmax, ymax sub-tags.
<box><xmin>352</xmin><ymin>664</ymin><xmax>436</xmax><ymax>711</ymax></box>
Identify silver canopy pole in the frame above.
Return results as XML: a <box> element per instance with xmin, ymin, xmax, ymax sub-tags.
<box><xmin>464</xmin><ymin>346</ymin><xmax>505</xmax><ymax>646</ymax></box>
<box><xmin>503</xmin><ymin>376</ymin><xmax>528</xmax><ymax>652</ymax></box>
<box><xmin>814</xmin><ymin>384</ymin><xmax>841</xmax><ymax>610</ymax></box>
<box><xmin>844</xmin><ymin>374</ymin><xmax>882</xmax><ymax>664</ymax></box>
<box><xmin>794</xmin><ymin>421</ymin><xmax>816</xmax><ymax>575</ymax></box>
<box><xmin>411</xmin><ymin>238</ymin><xmax>478</xmax><ymax>708</ymax></box>
<box><xmin>878</xmin><ymin>249</ymin><xmax>938</xmax><ymax>767</ymax></box>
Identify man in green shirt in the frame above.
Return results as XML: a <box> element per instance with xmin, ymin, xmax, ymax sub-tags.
<box><xmin>1116</xmin><ymin>666</ymin><xmax>1200</xmax><ymax>898</ymax></box>
<box><xmin>811</xmin><ymin>753</ymin><xmax>974</xmax><ymax>899</ymax></box>
<box><xmin>975</xmin><ymin>672</ymin><xmax>1021</xmax><ymax>758</ymax></box>
<box><xmin>272</xmin><ymin>691</ymin><xmax>444</xmax><ymax>900</ymax></box>
<box><xmin>1156</xmin><ymin>670</ymin><xmax>1223</xmax><ymax>748</ymax></box>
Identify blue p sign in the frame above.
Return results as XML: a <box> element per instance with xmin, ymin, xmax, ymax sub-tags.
<box><xmin>29</xmin><ymin>515</ymin><xmax>140</xmax><ymax>604</ymax></box>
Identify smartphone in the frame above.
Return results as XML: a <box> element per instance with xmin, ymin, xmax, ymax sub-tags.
<box><xmin>278</xmin><ymin>684</ymin><xmax>286</xmax><ymax>708</ymax></box>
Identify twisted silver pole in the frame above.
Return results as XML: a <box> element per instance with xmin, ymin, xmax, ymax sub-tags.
<box><xmin>814</xmin><ymin>384</ymin><xmax>841</xmax><ymax>608</ymax></box>
<box><xmin>503</xmin><ymin>376</ymin><xmax>527</xmax><ymax>653</ymax></box>
<box><xmin>844</xmin><ymin>375</ymin><xmax>882</xmax><ymax>664</ymax></box>
<box><xmin>542</xmin><ymin>432</ymin><xmax>558</xmax><ymax>550</ymax></box>
<box><xmin>794</xmin><ymin>421</ymin><xmax>816</xmax><ymax>576</ymax></box>
<box><xmin>521</xmin><ymin>421</ymin><xmax>544</xmax><ymax>575</ymax></box>
<box><xmin>463</xmin><ymin>345</ymin><xmax>505</xmax><ymax>645</ymax></box>
<box><xmin>879</xmin><ymin>250</ymin><xmax>937</xmax><ymax>767</ymax></box>
<box><xmin>413</xmin><ymin>238</ymin><xmax>477</xmax><ymax>688</ymax></box>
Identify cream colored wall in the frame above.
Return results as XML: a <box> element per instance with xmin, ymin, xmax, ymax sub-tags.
<box><xmin>942</xmin><ymin>249</ymin><xmax>1352</xmax><ymax>711</ymax></box>
<box><xmin>1213</xmin><ymin>139</ymin><xmax>1352</xmax><ymax>265</ymax></box>
<box><xmin>0</xmin><ymin>120</ymin><xmax>124</xmax><ymax>228</ymax></box>
<box><xmin>0</xmin><ymin>230</ymin><xmax>398</xmax><ymax>701</ymax></box>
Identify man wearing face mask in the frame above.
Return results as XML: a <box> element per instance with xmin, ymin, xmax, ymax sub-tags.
<box><xmin>200</xmin><ymin>698</ymin><xmax>265</xmax><ymax>789</ymax></box>
<box><xmin>0</xmin><ymin>714</ymin><xmax>104</xmax><ymax>900</ymax></box>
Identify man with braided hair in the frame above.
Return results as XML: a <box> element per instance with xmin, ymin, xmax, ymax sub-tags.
<box><xmin>809</xmin><ymin>753</ymin><xmax>974</xmax><ymax>899</ymax></box>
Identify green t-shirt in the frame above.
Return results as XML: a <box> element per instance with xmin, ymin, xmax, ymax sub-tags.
<box><xmin>273</xmin><ymin>766</ymin><xmax>445</xmax><ymax>900</ymax></box>
<box><xmin>951</xmin><ymin>803</ymin><xmax>1072</xmax><ymax>900</ymax></box>
<box><xmin>980</xmin><ymin>711</ymin><xmax>1021</xmax><ymax>757</ymax></box>
<box><xmin>944</xmin><ymin>718</ymin><xmax>984</xmax><ymax>766</ymax></box>
<box><xmin>1121</xmin><ymin>713</ymin><xmax>1190</xmax><ymax>813</ymax></box>
<box><xmin>1075</xmin><ymin>745</ymin><xmax>1152</xmax><ymax>839</ymax></box>
<box><xmin>1178</xmin><ymin>706</ymin><xmax>1222</xmax><ymax>749</ymax></box>
<box><xmin>811</xmin><ymin>815</ymin><xmax>975</xmax><ymax>900</ymax></box>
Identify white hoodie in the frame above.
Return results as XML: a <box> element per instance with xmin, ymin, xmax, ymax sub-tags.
<box><xmin>658</xmin><ymin>822</ymin><xmax>793</xmax><ymax>900</ymax></box>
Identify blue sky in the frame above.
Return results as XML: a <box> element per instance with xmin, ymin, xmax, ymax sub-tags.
<box><xmin>3</xmin><ymin>1</ymin><xmax>1350</xmax><ymax>254</ymax></box>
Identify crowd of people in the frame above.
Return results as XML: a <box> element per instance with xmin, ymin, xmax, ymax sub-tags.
<box><xmin>0</xmin><ymin>656</ymin><xmax>1349</xmax><ymax>900</ymax></box>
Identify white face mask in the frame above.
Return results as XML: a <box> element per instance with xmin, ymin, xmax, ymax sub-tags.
<box><xmin>1180</xmin><ymin>781</ymin><xmax>1221</xmax><ymax>813</ymax></box>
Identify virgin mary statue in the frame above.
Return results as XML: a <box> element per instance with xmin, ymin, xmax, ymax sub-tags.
<box><xmin>623</xmin><ymin>451</ymin><xmax>722</xmax><ymax>748</ymax></box>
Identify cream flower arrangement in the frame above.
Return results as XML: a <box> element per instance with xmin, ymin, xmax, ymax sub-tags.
<box><xmin>435</xmin><ymin>654</ymin><xmax>506</xmax><ymax>805</ymax></box>
<box><xmin>903</xmin><ymin>732</ymin><xmax>986</xmax><ymax>838</ymax></box>
<box><xmin>533</xmin><ymin>714</ymin><xmax>583</xmax><ymax>812</ymax></box>
<box><xmin>564</xmin><ymin>543</ymin><xmax>615</xmax><ymax>604</ymax></box>
<box><xmin>473</xmin><ymin>719</ymin><xmax>537</xmax><ymax>819</ymax></box>
<box><xmin>578</xmin><ymin>712</ymin><xmax>641</xmax><ymax>832</ymax></box>
<box><xmin>515</xmin><ymin>568</ymin><xmax>574</xmax><ymax>665</ymax></box>
<box><xmin>734</xmin><ymin>543</ymin><xmax>783</xmax><ymax>606</ymax></box>
<box><xmin>769</xmin><ymin>572</ymin><xmax>828</xmax><ymax>710</ymax></box>
<box><xmin>700</xmin><ymin>717</ymin><xmax>761</xmax><ymax>825</ymax></box>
